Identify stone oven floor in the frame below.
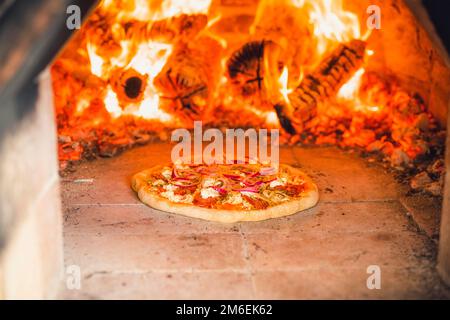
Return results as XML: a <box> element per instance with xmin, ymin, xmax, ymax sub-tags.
<box><xmin>59</xmin><ymin>143</ymin><xmax>450</xmax><ymax>299</ymax></box>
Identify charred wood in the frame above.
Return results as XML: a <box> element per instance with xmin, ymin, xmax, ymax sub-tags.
<box><xmin>124</xmin><ymin>14</ymin><xmax>208</xmax><ymax>43</ymax></box>
<box><xmin>275</xmin><ymin>39</ymin><xmax>367</xmax><ymax>134</ymax></box>
<box><xmin>154</xmin><ymin>38</ymin><xmax>222</xmax><ymax>123</ymax></box>
<box><xmin>85</xmin><ymin>13</ymin><xmax>208</xmax><ymax>56</ymax></box>
<box><xmin>226</xmin><ymin>40</ymin><xmax>280</xmax><ymax>105</ymax></box>
<box><xmin>110</xmin><ymin>68</ymin><xmax>148</xmax><ymax>106</ymax></box>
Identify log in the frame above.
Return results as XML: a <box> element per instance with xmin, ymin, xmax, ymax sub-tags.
<box><xmin>227</xmin><ymin>41</ymin><xmax>266</xmax><ymax>99</ymax></box>
<box><xmin>275</xmin><ymin>39</ymin><xmax>367</xmax><ymax>134</ymax></box>
<box><xmin>110</xmin><ymin>68</ymin><xmax>148</xmax><ymax>106</ymax></box>
<box><xmin>154</xmin><ymin>38</ymin><xmax>222</xmax><ymax>123</ymax></box>
<box><xmin>124</xmin><ymin>14</ymin><xmax>208</xmax><ymax>43</ymax></box>
<box><xmin>226</xmin><ymin>40</ymin><xmax>281</xmax><ymax>107</ymax></box>
<box><xmin>85</xmin><ymin>13</ymin><xmax>208</xmax><ymax>57</ymax></box>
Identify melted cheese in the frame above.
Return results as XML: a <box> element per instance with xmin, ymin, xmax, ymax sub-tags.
<box><xmin>161</xmin><ymin>167</ymin><xmax>172</xmax><ymax>180</ymax></box>
<box><xmin>153</xmin><ymin>179</ymin><xmax>165</xmax><ymax>186</ymax></box>
<box><xmin>160</xmin><ymin>188</ymin><xmax>193</xmax><ymax>204</ymax></box>
<box><xmin>270</xmin><ymin>178</ymin><xmax>286</xmax><ymax>188</ymax></box>
<box><xmin>201</xmin><ymin>187</ymin><xmax>220</xmax><ymax>199</ymax></box>
<box><xmin>225</xmin><ymin>192</ymin><xmax>243</xmax><ymax>205</ymax></box>
<box><xmin>202</xmin><ymin>178</ymin><xmax>216</xmax><ymax>188</ymax></box>
<box><xmin>164</xmin><ymin>184</ymin><xmax>178</xmax><ymax>192</ymax></box>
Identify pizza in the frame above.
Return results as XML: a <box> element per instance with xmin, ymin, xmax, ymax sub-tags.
<box><xmin>131</xmin><ymin>161</ymin><xmax>319</xmax><ymax>223</ymax></box>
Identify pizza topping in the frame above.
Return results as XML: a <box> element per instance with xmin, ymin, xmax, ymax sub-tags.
<box><xmin>200</xmin><ymin>187</ymin><xmax>220</xmax><ymax>199</ymax></box>
<box><xmin>269</xmin><ymin>177</ymin><xmax>286</xmax><ymax>188</ymax></box>
<box><xmin>260</xmin><ymin>166</ymin><xmax>278</xmax><ymax>176</ymax></box>
<box><xmin>236</xmin><ymin>186</ymin><xmax>260</xmax><ymax>193</ymax></box>
<box><xmin>224</xmin><ymin>192</ymin><xmax>244</xmax><ymax>205</ymax></box>
<box><xmin>202</xmin><ymin>178</ymin><xmax>216</xmax><ymax>188</ymax></box>
<box><xmin>274</xmin><ymin>183</ymin><xmax>306</xmax><ymax>196</ymax></box>
<box><xmin>242</xmin><ymin>194</ymin><xmax>270</xmax><ymax>210</ymax></box>
<box><xmin>153</xmin><ymin>179</ymin><xmax>165</xmax><ymax>186</ymax></box>
<box><xmin>160</xmin><ymin>188</ymin><xmax>194</xmax><ymax>204</ymax></box>
<box><xmin>146</xmin><ymin>162</ymin><xmax>311</xmax><ymax>210</ymax></box>
<box><xmin>174</xmin><ymin>185</ymin><xmax>197</xmax><ymax>196</ymax></box>
<box><xmin>161</xmin><ymin>167</ymin><xmax>172</xmax><ymax>180</ymax></box>
<box><xmin>164</xmin><ymin>184</ymin><xmax>178</xmax><ymax>192</ymax></box>
<box><xmin>262</xmin><ymin>189</ymin><xmax>290</xmax><ymax>203</ymax></box>
<box><xmin>193</xmin><ymin>193</ymin><xmax>217</xmax><ymax>208</ymax></box>
<box><xmin>171</xmin><ymin>179</ymin><xmax>200</xmax><ymax>187</ymax></box>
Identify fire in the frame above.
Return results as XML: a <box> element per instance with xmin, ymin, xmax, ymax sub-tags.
<box><xmin>61</xmin><ymin>0</ymin><xmax>367</xmax><ymax>126</ymax></box>
<box><xmin>52</xmin><ymin>0</ymin><xmax>441</xmax><ymax>176</ymax></box>
<box><xmin>104</xmin><ymin>86</ymin><xmax>122</xmax><ymax>118</ymax></box>
<box><xmin>100</xmin><ymin>0</ymin><xmax>211</xmax><ymax>21</ymax></box>
<box><xmin>338</xmin><ymin>68</ymin><xmax>365</xmax><ymax>100</ymax></box>
<box><xmin>304</xmin><ymin>0</ymin><xmax>360</xmax><ymax>55</ymax></box>
<box><xmin>86</xmin><ymin>43</ymin><xmax>104</xmax><ymax>77</ymax></box>
<box><xmin>252</xmin><ymin>0</ymin><xmax>361</xmax><ymax>67</ymax></box>
<box><xmin>84</xmin><ymin>0</ymin><xmax>213</xmax><ymax>121</ymax></box>
<box><xmin>338</xmin><ymin>67</ymin><xmax>381</xmax><ymax>113</ymax></box>
<box><xmin>278</xmin><ymin>67</ymin><xmax>292</xmax><ymax>103</ymax></box>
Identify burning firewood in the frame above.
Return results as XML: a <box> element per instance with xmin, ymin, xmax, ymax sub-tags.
<box><xmin>124</xmin><ymin>14</ymin><xmax>208</xmax><ymax>43</ymax></box>
<box><xmin>84</xmin><ymin>13</ymin><xmax>208</xmax><ymax>57</ymax></box>
<box><xmin>110</xmin><ymin>68</ymin><xmax>148</xmax><ymax>106</ymax></box>
<box><xmin>275</xmin><ymin>39</ymin><xmax>367</xmax><ymax>134</ymax></box>
<box><xmin>227</xmin><ymin>41</ymin><xmax>265</xmax><ymax>98</ymax></box>
<box><xmin>226</xmin><ymin>40</ymin><xmax>281</xmax><ymax>107</ymax></box>
<box><xmin>154</xmin><ymin>38</ymin><xmax>223</xmax><ymax>124</ymax></box>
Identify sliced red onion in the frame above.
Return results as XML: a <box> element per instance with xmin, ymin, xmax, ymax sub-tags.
<box><xmin>260</xmin><ymin>167</ymin><xmax>277</xmax><ymax>175</ymax></box>
<box><xmin>172</xmin><ymin>177</ymin><xmax>191</xmax><ymax>181</ymax></box>
<box><xmin>173</xmin><ymin>166</ymin><xmax>200</xmax><ymax>180</ymax></box>
<box><xmin>223</xmin><ymin>174</ymin><xmax>241</xmax><ymax>180</ymax></box>
<box><xmin>242</xmin><ymin>179</ymin><xmax>264</xmax><ymax>187</ymax></box>
<box><xmin>234</xmin><ymin>186</ymin><xmax>259</xmax><ymax>193</ymax></box>
<box><xmin>172</xmin><ymin>180</ymin><xmax>199</xmax><ymax>187</ymax></box>
<box><xmin>213</xmin><ymin>186</ymin><xmax>227</xmax><ymax>195</ymax></box>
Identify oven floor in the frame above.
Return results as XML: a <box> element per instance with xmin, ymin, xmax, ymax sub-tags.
<box><xmin>59</xmin><ymin>143</ymin><xmax>450</xmax><ymax>299</ymax></box>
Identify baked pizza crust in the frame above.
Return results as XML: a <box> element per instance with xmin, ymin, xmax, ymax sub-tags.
<box><xmin>131</xmin><ymin>164</ymin><xmax>319</xmax><ymax>223</ymax></box>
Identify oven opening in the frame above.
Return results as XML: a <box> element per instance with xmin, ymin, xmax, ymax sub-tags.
<box><xmin>1</xmin><ymin>0</ymin><xmax>450</xmax><ymax>300</ymax></box>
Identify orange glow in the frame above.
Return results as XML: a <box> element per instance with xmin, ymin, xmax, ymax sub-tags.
<box><xmin>51</xmin><ymin>0</ymin><xmax>441</xmax><ymax>169</ymax></box>
<box><xmin>338</xmin><ymin>68</ymin><xmax>381</xmax><ymax>113</ymax></box>
<box><xmin>85</xmin><ymin>0</ymin><xmax>213</xmax><ymax>121</ymax></box>
<box><xmin>252</xmin><ymin>0</ymin><xmax>361</xmax><ymax>66</ymax></box>
<box><xmin>304</xmin><ymin>0</ymin><xmax>360</xmax><ymax>54</ymax></box>
<box><xmin>52</xmin><ymin>0</ymin><xmax>438</xmax><ymax>168</ymax></box>
<box><xmin>278</xmin><ymin>67</ymin><xmax>292</xmax><ymax>103</ymax></box>
<box><xmin>62</xmin><ymin>0</ymin><xmax>372</xmax><ymax>125</ymax></box>
<box><xmin>338</xmin><ymin>68</ymin><xmax>365</xmax><ymax>100</ymax></box>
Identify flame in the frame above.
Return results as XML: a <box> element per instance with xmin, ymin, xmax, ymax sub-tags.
<box><xmin>85</xmin><ymin>0</ymin><xmax>213</xmax><ymax>121</ymax></box>
<box><xmin>100</xmin><ymin>0</ymin><xmax>211</xmax><ymax>21</ymax></box>
<box><xmin>252</xmin><ymin>0</ymin><xmax>361</xmax><ymax>64</ymax></box>
<box><xmin>265</xmin><ymin>111</ymin><xmax>279</xmax><ymax>126</ymax></box>
<box><xmin>87</xmin><ymin>43</ymin><xmax>104</xmax><ymax>77</ymax></box>
<box><xmin>338</xmin><ymin>68</ymin><xmax>365</xmax><ymax>100</ymax></box>
<box><xmin>66</xmin><ymin>0</ymin><xmax>374</xmax><ymax>129</ymax></box>
<box><xmin>53</xmin><ymin>0</ymin><xmax>436</xmax><ymax>170</ymax></box>
<box><xmin>84</xmin><ymin>0</ymin><xmax>363</xmax><ymax>122</ymax></box>
<box><xmin>338</xmin><ymin>68</ymin><xmax>381</xmax><ymax>113</ymax></box>
<box><xmin>301</xmin><ymin>0</ymin><xmax>360</xmax><ymax>55</ymax></box>
<box><xmin>278</xmin><ymin>66</ymin><xmax>292</xmax><ymax>103</ymax></box>
<box><xmin>104</xmin><ymin>86</ymin><xmax>122</xmax><ymax>118</ymax></box>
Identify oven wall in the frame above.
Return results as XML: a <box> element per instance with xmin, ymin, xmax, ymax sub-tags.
<box><xmin>0</xmin><ymin>0</ymin><xmax>96</xmax><ymax>299</ymax></box>
<box><xmin>0</xmin><ymin>70</ymin><xmax>63</xmax><ymax>299</ymax></box>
